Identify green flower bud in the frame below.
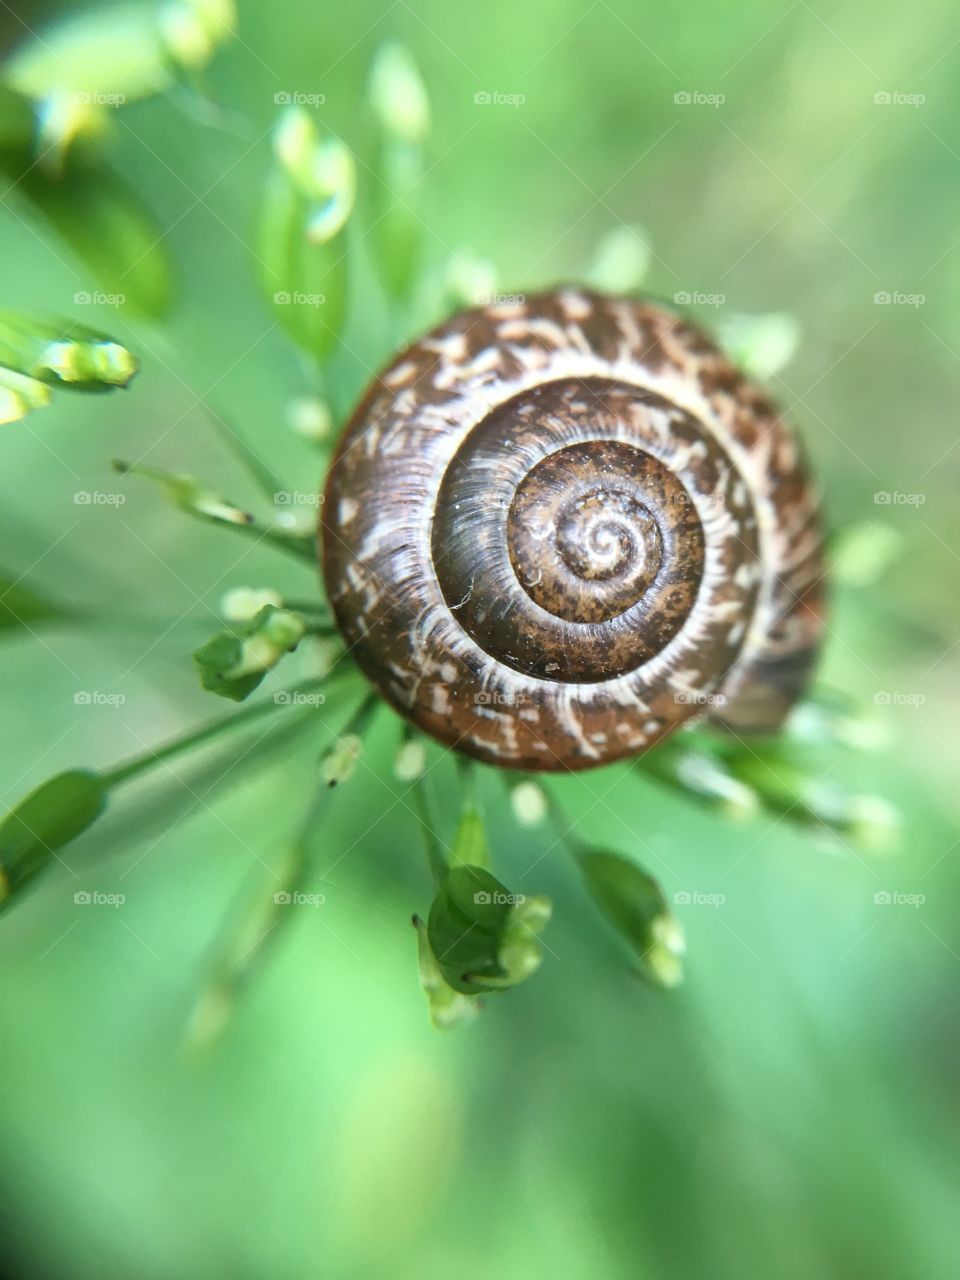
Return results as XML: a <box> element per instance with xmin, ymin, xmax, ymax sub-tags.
<box><xmin>369</xmin><ymin>42</ymin><xmax>431</xmax><ymax>144</ymax></box>
<box><xmin>412</xmin><ymin>915</ymin><xmax>480</xmax><ymax>1031</ymax></box>
<box><xmin>394</xmin><ymin>739</ymin><xmax>427</xmax><ymax>783</ymax></box>
<box><xmin>0</xmin><ymin>312</ymin><xmax>138</xmax><ymax>390</ymax></box>
<box><xmin>577</xmin><ymin>848</ymin><xmax>684</xmax><ymax>989</ymax></box>
<box><xmin>193</xmin><ymin>606</ymin><xmax>305</xmax><ymax>701</ymax></box>
<box><xmin>321</xmin><ymin>733</ymin><xmax>363</xmax><ymax>787</ymax></box>
<box><xmin>112</xmin><ymin>460</ymin><xmax>253</xmax><ymax>527</ymax></box>
<box><xmin>286</xmin><ymin>394</ymin><xmax>332</xmax><ymax>443</ymax></box>
<box><xmin>220</xmin><ymin>587</ymin><xmax>283</xmax><ymax>623</ymax></box>
<box><xmin>588</xmin><ymin>225</ymin><xmax>651</xmax><ymax>294</ymax></box>
<box><xmin>510</xmin><ymin>780</ymin><xmax>548</xmax><ymax>828</ymax></box>
<box><xmin>427</xmin><ymin>864</ymin><xmax>551</xmax><ymax>995</ymax></box>
<box><xmin>0</xmin><ymin>368</ymin><xmax>51</xmax><ymax>425</ymax></box>
<box><xmin>715</xmin><ymin>312</ymin><xmax>800</xmax><ymax>380</ymax></box>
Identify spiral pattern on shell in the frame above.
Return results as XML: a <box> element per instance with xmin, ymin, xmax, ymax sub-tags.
<box><xmin>321</xmin><ymin>289</ymin><xmax>825</xmax><ymax>771</ymax></box>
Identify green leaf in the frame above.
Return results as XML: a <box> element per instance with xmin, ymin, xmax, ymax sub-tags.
<box><xmin>3</xmin><ymin>0</ymin><xmax>234</xmax><ymax>106</ymax></box>
<box><xmin>258</xmin><ymin>107</ymin><xmax>355</xmax><ymax>362</ymax></box>
<box><xmin>2</xmin><ymin>149</ymin><xmax>173</xmax><ymax>318</ymax></box>
<box><xmin>427</xmin><ymin>864</ymin><xmax>551</xmax><ymax>995</ymax></box>
<box><xmin>0</xmin><ymin>769</ymin><xmax>107</xmax><ymax>901</ymax></box>
<box><xmin>4</xmin><ymin>5</ymin><xmax>173</xmax><ymax>105</ymax></box>
<box><xmin>0</xmin><ymin>569</ymin><xmax>65</xmax><ymax>631</ymax></box>
<box><xmin>193</xmin><ymin>605</ymin><xmax>306</xmax><ymax>701</ymax></box>
<box><xmin>0</xmin><ymin>85</ymin><xmax>34</xmax><ymax>149</ymax></box>
<box><xmin>0</xmin><ymin>311</ymin><xmax>138</xmax><ymax>391</ymax></box>
<box><xmin>413</xmin><ymin>914</ymin><xmax>481</xmax><ymax>1031</ymax></box>
<box><xmin>577</xmin><ymin>849</ymin><xmax>684</xmax><ymax>988</ymax></box>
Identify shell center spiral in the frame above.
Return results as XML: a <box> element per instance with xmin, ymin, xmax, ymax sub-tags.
<box><xmin>508</xmin><ymin>442</ymin><xmax>664</xmax><ymax>624</ymax></box>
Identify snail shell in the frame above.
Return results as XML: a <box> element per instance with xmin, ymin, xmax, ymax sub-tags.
<box><xmin>321</xmin><ymin>288</ymin><xmax>825</xmax><ymax>772</ymax></box>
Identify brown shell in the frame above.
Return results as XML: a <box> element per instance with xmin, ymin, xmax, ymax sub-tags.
<box><xmin>321</xmin><ymin>288</ymin><xmax>825</xmax><ymax>772</ymax></box>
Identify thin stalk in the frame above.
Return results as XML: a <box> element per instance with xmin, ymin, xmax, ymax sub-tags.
<box><xmin>103</xmin><ymin>675</ymin><xmax>335</xmax><ymax>789</ymax></box>
<box><xmin>204</xmin><ymin>402</ymin><xmax>287</xmax><ymax>505</ymax></box>
<box><xmin>412</xmin><ymin>773</ymin><xmax>447</xmax><ymax>887</ymax></box>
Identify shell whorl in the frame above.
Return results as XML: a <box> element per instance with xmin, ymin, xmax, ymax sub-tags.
<box><xmin>321</xmin><ymin>288</ymin><xmax>825</xmax><ymax>771</ymax></box>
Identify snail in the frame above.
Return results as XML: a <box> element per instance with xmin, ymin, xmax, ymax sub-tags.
<box><xmin>321</xmin><ymin>288</ymin><xmax>825</xmax><ymax>772</ymax></box>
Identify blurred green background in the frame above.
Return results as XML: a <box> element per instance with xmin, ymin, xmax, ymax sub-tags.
<box><xmin>1</xmin><ymin>0</ymin><xmax>959</xmax><ymax>1277</ymax></box>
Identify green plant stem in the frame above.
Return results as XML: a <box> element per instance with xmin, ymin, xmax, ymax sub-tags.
<box><xmin>412</xmin><ymin>774</ymin><xmax>447</xmax><ymax>887</ymax></box>
<box><xmin>204</xmin><ymin>402</ymin><xmax>288</xmax><ymax>505</ymax></box>
<box><xmin>102</xmin><ymin>676</ymin><xmax>334</xmax><ymax>789</ymax></box>
<box><xmin>221</xmin><ymin>517</ymin><xmax>317</xmax><ymax>565</ymax></box>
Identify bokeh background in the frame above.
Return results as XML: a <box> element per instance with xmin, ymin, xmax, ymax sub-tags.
<box><xmin>1</xmin><ymin>0</ymin><xmax>958</xmax><ymax>1276</ymax></box>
